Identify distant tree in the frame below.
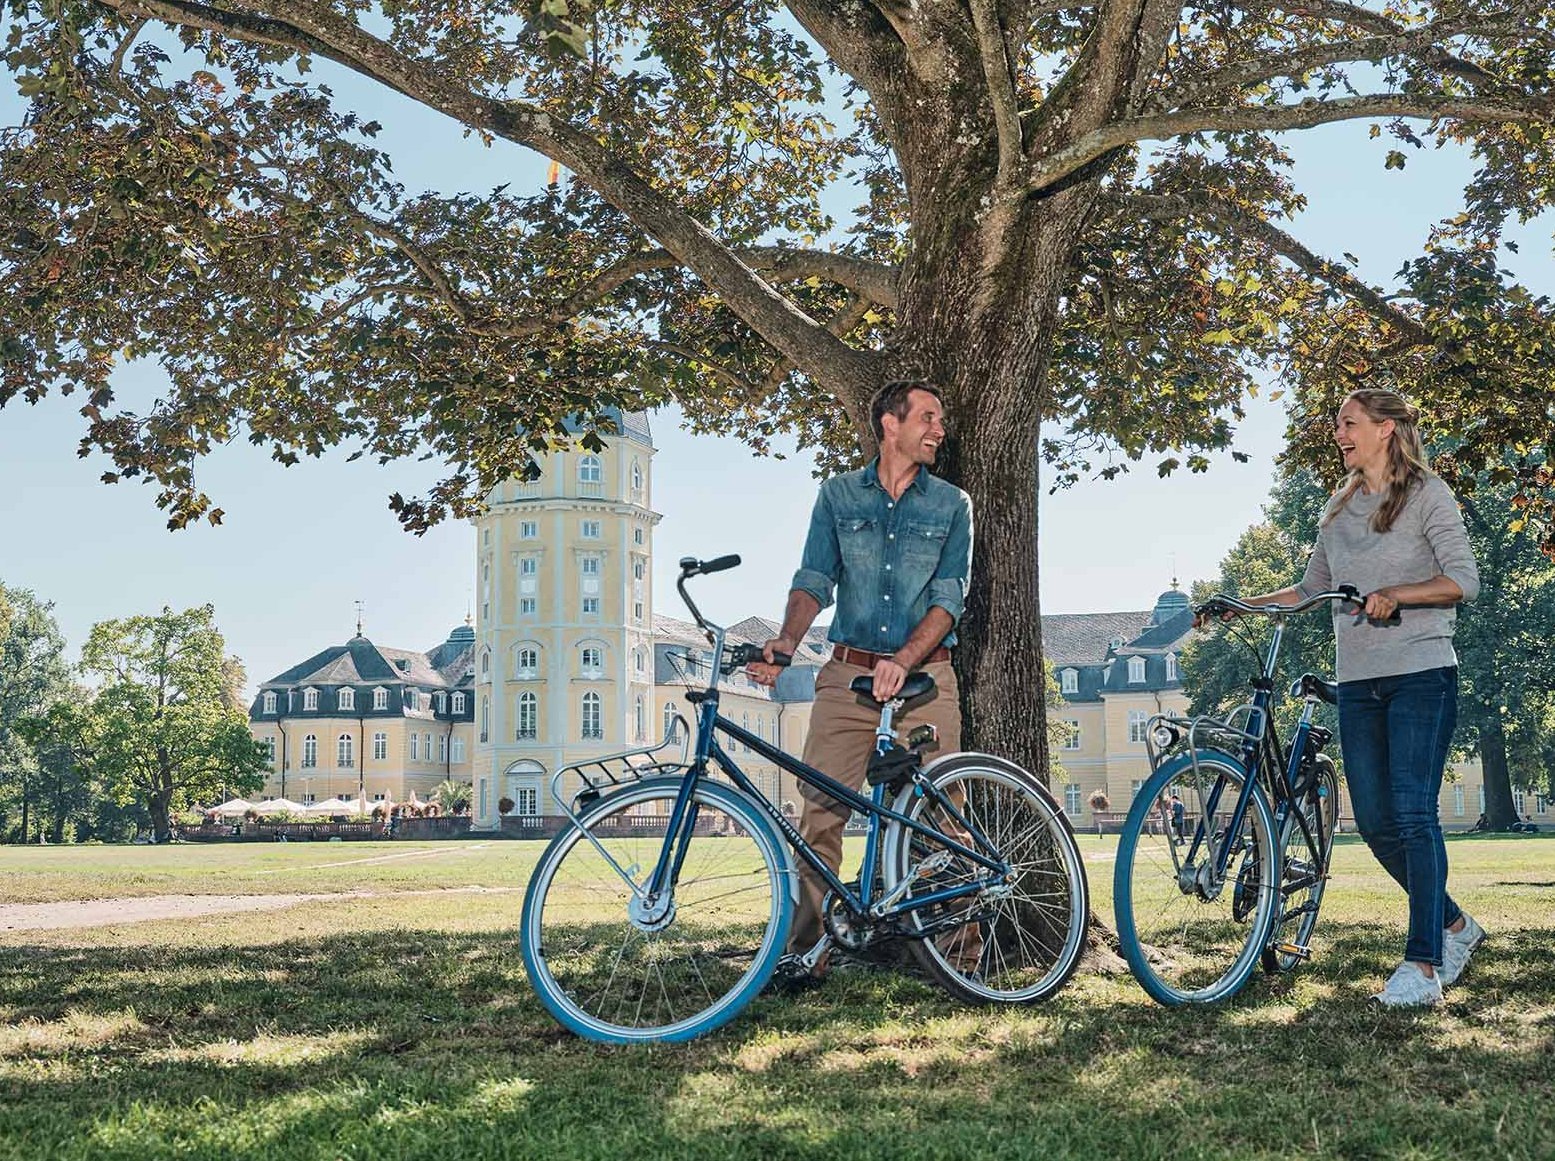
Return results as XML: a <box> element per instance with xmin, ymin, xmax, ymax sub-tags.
<box><xmin>0</xmin><ymin>583</ymin><xmax>72</xmax><ymax>843</ymax></box>
<box><xmin>77</xmin><ymin>604</ymin><xmax>267</xmax><ymax>842</ymax></box>
<box><xmin>13</xmin><ymin>694</ymin><xmax>98</xmax><ymax>843</ymax></box>
<box><xmin>431</xmin><ymin>778</ymin><xmax>474</xmax><ymax>815</ymax></box>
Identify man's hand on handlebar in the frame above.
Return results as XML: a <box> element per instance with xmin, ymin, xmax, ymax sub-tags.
<box><xmin>747</xmin><ymin>637</ymin><xmax>797</xmax><ymax>687</ymax></box>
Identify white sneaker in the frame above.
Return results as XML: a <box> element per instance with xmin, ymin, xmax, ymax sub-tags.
<box><xmin>1439</xmin><ymin>913</ymin><xmax>1486</xmax><ymax>987</ymax></box>
<box><xmin>1372</xmin><ymin>961</ymin><xmax>1444</xmax><ymax>1008</ymax></box>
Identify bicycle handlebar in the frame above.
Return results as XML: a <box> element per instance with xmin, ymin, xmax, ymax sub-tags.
<box><xmin>1196</xmin><ymin>585</ymin><xmax>1401</xmax><ymax>625</ymax></box>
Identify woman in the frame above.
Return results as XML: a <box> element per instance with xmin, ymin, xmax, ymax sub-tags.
<box><xmin>1236</xmin><ymin>388</ymin><xmax>1482</xmax><ymax>1007</ymax></box>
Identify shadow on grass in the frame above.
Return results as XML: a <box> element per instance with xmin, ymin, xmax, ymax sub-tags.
<box><xmin>0</xmin><ymin>920</ymin><xmax>1552</xmax><ymax>1161</ymax></box>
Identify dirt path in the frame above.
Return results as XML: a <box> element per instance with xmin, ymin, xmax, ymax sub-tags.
<box><xmin>0</xmin><ymin>884</ymin><xmax>520</xmax><ymax>933</ymax></box>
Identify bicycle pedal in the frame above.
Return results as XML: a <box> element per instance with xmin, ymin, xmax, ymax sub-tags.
<box><xmin>1274</xmin><ymin>942</ymin><xmax>1312</xmax><ymax>960</ymax></box>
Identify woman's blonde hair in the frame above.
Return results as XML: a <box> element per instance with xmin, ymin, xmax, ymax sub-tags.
<box><xmin>1322</xmin><ymin>387</ymin><xmax>1433</xmax><ymax>533</ymax></box>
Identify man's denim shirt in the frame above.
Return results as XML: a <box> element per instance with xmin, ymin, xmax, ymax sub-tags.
<box><xmin>791</xmin><ymin>460</ymin><xmax>973</xmax><ymax>653</ymax></box>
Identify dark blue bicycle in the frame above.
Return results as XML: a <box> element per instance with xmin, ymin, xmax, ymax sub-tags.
<box><xmin>1112</xmin><ymin>588</ymin><xmax>1363</xmax><ymax>1005</ymax></box>
<box><xmin>520</xmin><ymin>554</ymin><xmax>1090</xmax><ymax>1043</ymax></box>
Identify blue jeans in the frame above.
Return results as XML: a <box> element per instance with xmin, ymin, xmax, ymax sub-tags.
<box><xmin>1337</xmin><ymin>666</ymin><xmax>1463</xmax><ymax>965</ymax></box>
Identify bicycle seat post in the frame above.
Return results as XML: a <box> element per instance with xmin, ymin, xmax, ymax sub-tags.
<box><xmin>876</xmin><ymin>698</ymin><xmax>903</xmax><ymax>754</ymax></box>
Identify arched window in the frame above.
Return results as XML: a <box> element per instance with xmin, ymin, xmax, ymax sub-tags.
<box><xmin>664</xmin><ymin>702</ymin><xmax>679</xmax><ymax>741</ymax></box>
<box><xmin>580</xmin><ymin>646</ymin><xmax>603</xmax><ymax>677</ymax></box>
<box><xmin>579</xmin><ymin>454</ymin><xmax>602</xmax><ymax>483</ymax></box>
<box><xmin>516</xmin><ymin>647</ymin><xmax>539</xmax><ymax>678</ymax></box>
<box><xmin>1128</xmin><ymin>656</ymin><xmax>1146</xmax><ymax>684</ymax></box>
<box><xmin>481</xmin><ymin>696</ymin><xmax>490</xmax><ymax>743</ymax></box>
<box><xmin>303</xmin><ymin>688</ymin><xmax>319</xmax><ymax>712</ymax></box>
<box><xmin>451</xmin><ymin>692</ymin><xmax>466</xmax><ymax>714</ymax></box>
<box><xmin>517</xmin><ymin>692</ymin><xmax>538</xmax><ymax>739</ymax></box>
<box><xmin>262</xmin><ymin>691</ymin><xmax>277</xmax><ymax>715</ymax></box>
<box><xmin>635</xmin><ymin>695</ymin><xmax>645</xmax><ymax>741</ymax></box>
<box><xmin>581</xmin><ymin>692</ymin><xmax>602</xmax><ymax>739</ymax></box>
<box><xmin>338</xmin><ymin>733</ymin><xmax>354</xmax><ymax>768</ymax></box>
<box><xmin>1166</xmin><ymin>653</ymin><xmax>1179</xmax><ymax>682</ymax></box>
<box><xmin>302</xmin><ymin>734</ymin><xmax>318</xmax><ymax>768</ymax></box>
<box><xmin>480</xmin><ymin>649</ymin><xmax>491</xmax><ymax>677</ymax></box>
<box><xmin>634</xmin><ymin>646</ymin><xmax>647</xmax><ymax>675</ymax></box>
<box><xmin>631</xmin><ymin>460</ymin><xmax>643</xmax><ymax>493</ymax></box>
<box><xmin>337</xmin><ymin>688</ymin><xmax>355</xmax><ymax>711</ymax></box>
<box><xmin>373</xmin><ymin>687</ymin><xmax>389</xmax><ymax>710</ymax></box>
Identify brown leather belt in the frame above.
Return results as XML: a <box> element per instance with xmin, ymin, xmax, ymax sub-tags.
<box><xmin>834</xmin><ymin>644</ymin><xmax>950</xmax><ymax>669</ymax></box>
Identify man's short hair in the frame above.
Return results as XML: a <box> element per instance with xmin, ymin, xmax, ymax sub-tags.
<box><xmin>870</xmin><ymin>379</ymin><xmax>943</xmax><ymax>441</ymax></box>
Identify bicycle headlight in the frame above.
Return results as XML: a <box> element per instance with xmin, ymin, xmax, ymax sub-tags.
<box><xmin>1150</xmin><ymin>723</ymin><xmax>1181</xmax><ymax>750</ymax></box>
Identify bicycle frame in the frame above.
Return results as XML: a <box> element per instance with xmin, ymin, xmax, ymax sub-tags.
<box><xmin>601</xmin><ymin>564</ymin><xmax>1010</xmax><ymax>937</ymax></box>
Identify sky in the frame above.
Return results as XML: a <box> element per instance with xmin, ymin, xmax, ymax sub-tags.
<box><xmin>1</xmin><ymin>28</ymin><xmax>1549</xmax><ymax>696</ymax></box>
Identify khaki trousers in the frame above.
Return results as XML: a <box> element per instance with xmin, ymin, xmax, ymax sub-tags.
<box><xmin>789</xmin><ymin>656</ymin><xmax>963</xmax><ymax>956</ymax></box>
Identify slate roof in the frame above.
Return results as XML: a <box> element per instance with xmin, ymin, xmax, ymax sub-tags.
<box><xmin>252</xmin><ymin>625</ymin><xmax>477</xmax><ymax>721</ymax></box>
<box><xmin>1044</xmin><ymin>589</ymin><xmax>1199</xmax><ymax>704</ymax></box>
<box><xmin>1042</xmin><ymin>611</ymin><xmax>1153</xmax><ymax>666</ymax></box>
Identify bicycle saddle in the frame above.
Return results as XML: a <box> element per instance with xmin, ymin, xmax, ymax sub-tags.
<box><xmin>1296</xmin><ymin>673</ymin><xmax>1338</xmax><ymax>705</ymax></box>
<box><xmin>849</xmin><ymin>672</ymin><xmax>937</xmax><ymax>705</ymax></box>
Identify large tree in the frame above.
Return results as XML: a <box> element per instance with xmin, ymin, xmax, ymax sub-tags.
<box><xmin>77</xmin><ymin>603</ymin><xmax>267</xmax><ymax>841</ymax></box>
<box><xmin>4</xmin><ymin>2</ymin><xmax>1555</xmax><ymax>777</ymax></box>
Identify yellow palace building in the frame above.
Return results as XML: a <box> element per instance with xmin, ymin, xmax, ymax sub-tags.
<box><xmin>249</xmin><ymin>412</ymin><xmax>1531</xmax><ymax>832</ymax></box>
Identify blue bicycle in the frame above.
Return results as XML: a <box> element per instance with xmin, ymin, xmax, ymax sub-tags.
<box><xmin>520</xmin><ymin>554</ymin><xmax>1090</xmax><ymax>1043</ymax></box>
<box><xmin>1112</xmin><ymin>588</ymin><xmax>1362</xmax><ymax>1005</ymax></box>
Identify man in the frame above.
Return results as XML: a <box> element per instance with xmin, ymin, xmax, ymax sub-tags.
<box><xmin>748</xmin><ymin>379</ymin><xmax>972</xmax><ymax>983</ymax></box>
<box><xmin>1170</xmin><ymin>792</ymin><xmax>1186</xmax><ymax>846</ymax></box>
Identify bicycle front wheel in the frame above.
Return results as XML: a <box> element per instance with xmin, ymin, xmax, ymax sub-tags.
<box><xmin>887</xmin><ymin>754</ymin><xmax>1089</xmax><ymax>1004</ymax></box>
<box><xmin>1113</xmin><ymin>752</ymin><xmax>1278</xmax><ymax>1005</ymax></box>
<box><xmin>520</xmin><ymin>777</ymin><xmax>791</xmax><ymax>1044</ymax></box>
<box><xmin>1263</xmin><ymin>755</ymin><xmax>1339</xmax><ymax>973</ymax></box>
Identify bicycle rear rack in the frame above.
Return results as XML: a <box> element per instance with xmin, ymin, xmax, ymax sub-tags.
<box><xmin>550</xmin><ymin>714</ymin><xmax>692</xmax><ymax>830</ymax></box>
<box><xmin>1142</xmin><ymin>706</ymin><xmax>1268</xmax><ymax>824</ymax></box>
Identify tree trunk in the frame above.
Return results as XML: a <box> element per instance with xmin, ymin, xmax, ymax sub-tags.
<box><xmin>149</xmin><ymin>791</ymin><xmax>173</xmax><ymax>844</ymax></box>
<box><xmin>1478</xmin><ymin>710</ymin><xmax>1521</xmax><ymax>830</ymax></box>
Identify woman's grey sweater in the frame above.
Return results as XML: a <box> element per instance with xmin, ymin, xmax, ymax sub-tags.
<box><xmin>1297</xmin><ymin>474</ymin><xmax>1481</xmax><ymax>683</ymax></box>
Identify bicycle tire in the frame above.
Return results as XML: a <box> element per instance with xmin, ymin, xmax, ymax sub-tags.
<box><xmin>520</xmin><ymin>777</ymin><xmax>792</xmax><ymax>1044</ymax></box>
<box><xmin>1113</xmin><ymin>751</ymin><xmax>1278</xmax><ymax>1005</ymax></box>
<box><xmin>885</xmin><ymin>753</ymin><xmax>1089</xmax><ymax>1004</ymax></box>
<box><xmin>1262</xmin><ymin>756</ymin><xmax>1339</xmax><ymax>973</ymax></box>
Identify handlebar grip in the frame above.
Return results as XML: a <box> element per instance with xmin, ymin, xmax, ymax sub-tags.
<box><xmin>701</xmin><ymin>554</ymin><xmax>741</xmax><ymax>574</ymax></box>
<box><xmin>767</xmin><ymin>651</ymin><xmax>792</xmax><ymax>667</ymax></box>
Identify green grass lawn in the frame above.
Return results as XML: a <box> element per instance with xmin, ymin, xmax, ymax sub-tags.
<box><xmin>0</xmin><ymin>834</ymin><xmax>1552</xmax><ymax>1160</ymax></box>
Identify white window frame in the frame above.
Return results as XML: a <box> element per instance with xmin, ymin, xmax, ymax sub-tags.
<box><xmin>337</xmin><ymin>687</ymin><xmax>355</xmax><ymax>711</ymax></box>
<box><xmin>1061</xmin><ymin>719</ymin><xmax>1082</xmax><ymax>750</ymax></box>
<box><xmin>1065</xmin><ymin>782</ymin><xmax>1082</xmax><ymax>816</ymax></box>
<box><xmin>303</xmin><ymin>688</ymin><xmax>319</xmax><ymax>712</ymax></box>
<box><xmin>452</xmin><ymin>692</ymin><xmax>466</xmax><ymax>714</ymax></box>
<box><xmin>451</xmin><ymin>736</ymin><xmax>466</xmax><ymax>764</ymax></box>
<box><xmin>302</xmin><ymin>734</ymin><xmax>318</xmax><ymax>768</ymax></box>
<box><xmin>520</xmin><ymin>597</ymin><xmax>537</xmax><ymax>616</ymax></box>
<box><xmin>579</xmin><ymin>454</ymin><xmax>602</xmax><ymax>483</ymax></box>
<box><xmin>372</xmin><ymin>732</ymin><xmax>387</xmax><ymax>761</ymax></box>
<box><xmin>581</xmin><ymin>646</ymin><xmax>603</xmax><ymax>678</ymax></box>
<box><xmin>581</xmin><ymin>519</ymin><xmax>602</xmax><ymax>539</ymax></box>
<box><xmin>262</xmin><ymin>691</ymin><xmax>277</xmax><ymax>715</ymax></box>
<box><xmin>518</xmin><ymin>692</ymin><xmax>538</xmax><ymax>740</ymax></box>
<box><xmin>520</xmin><ymin>557</ymin><xmax>538</xmax><ymax>576</ymax></box>
<box><xmin>373</xmin><ymin>687</ymin><xmax>388</xmax><ymax>710</ymax></box>
<box><xmin>581</xmin><ymin>691</ymin><xmax>603</xmax><ymax>739</ymax></box>
<box><xmin>520</xmin><ymin>520</ymin><xmax>538</xmax><ymax>539</ymax></box>
<box><xmin>1060</xmin><ymin>669</ymin><xmax>1078</xmax><ymax>695</ymax></box>
<box><xmin>1128</xmin><ymin>656</ymin><xmax>1146</xmax><ymax>684</ymax></box>
<box><xmin>582</xmin><ymin>596</ymin><xmax>600</xmax><ymax>615</ymax></box>
<box><xmin>409</xmin><ymin>732</ymin><xmax>419</xmax><ymax>761</ymax></box>
<box><xmin>338</xmin><ymin>733</ymin><xmax>354</xmax><ymax>768</ymax></box>
<box><xmin>1128</xmin><ymin>710</ymin><xmax>1150</xmax><ymax>744</ymax></box>
<box><xmin>1166</xmin><ymin>653</ymin><xmax>1179</xmax><ymax>682</ymax></box>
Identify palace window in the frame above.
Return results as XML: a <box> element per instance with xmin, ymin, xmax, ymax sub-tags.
<box><xmin>481</xmin><ymin>696</ymin><xmax>489</xmax><ymax>743</ymax></box>
<box><xmin>521</xmin><ymin>557</ymin><xmax>538</xmax><ymax>576</ymax></box>
<box><xmin>518</xmin><ymin>692</ymin><xmax>538</xmax><ymax>740</ymax></box>
<box><xmin>664</xmin><ymin>703</ymin><xmax>680</xmax><ymax>741</ymax></box>
<box><xmin>338</xmin><ymin>734</ymin><xmax>354</xmax><ymax>768</ymax></box>
<box><xmin>437</xmin><ymin>734</ymin><xmax>447</xmax><ymax>763</ymax></box>
<box><xmin>581</xmin><ymin>557</ymin><xmax>600</xmax><ymax>576</ymax></box>
<box><xmin>635</xmin><ymin>696</ymin><xmax>646</xmax><ymax>742</ymax></box>
<box><xmin>579</xmin><ymin>455</ymin><xmax>602</xmax><ymax>483</ymax></box>
<box><xmin>1060</xmin><ymin>669</ymin><xmax>1078</xmax><ymax>695</ymax></box>
<box><xmin>338</xmin><ymin>688</ymin><xmax>355</xmax><ymax>711</ymax></box>
<box><xmin>1061</xmin><ymin>720</ymin><xmax>1082</xmax><ymax>750</ymax></box>
<box><xmin>451</xmin><ymin>737</ymin><xmax>465</xmax><ymax>763</ymax></box>
<box><xmin>373</xmin><ymin>687</ymin><xmax>389</xmax><ymax>710</ymax></box>
<box><xmin>582</xmin><ymin>597</ymin><xmax>600</xmax><ymax>615</ymax></box>
<box><xmin>1166</xmin><ymin>653</ymin><xmax>1179</xmax><ymax>682</ymax></box>
<box><xmin>452</xmin><ymin>692</ymin><xmax>466</xmax><ymax>714</ymax></box>
<box><xmin>302</xmin><ymin>734</ymin><xmax>318</xmax><ymax>768</ymax></box>
<box><xmin>1128</xmin><ymin>710</ymin><xmax>1150</xmax><ymax>744</ymax></box>
<box><xmin>303</xmin><ymin>688</ymin><xmax>319</xmax><ymax>712</ymax></box>
<box><xmin>262</xmin><ymin>736</ymin><xmax>276</xmax><ymax>762</ymax></box>
<box><xmin>581</xmin><ymin>520</ymin><xmax>602</xmax><ymax>539</ymax></box>
<box><xmin>520</xmin><ymin>520</ymin><xmax>538</xmax><ymax>539</ymax></box>
<box><xmin>1128</xmin><ymin>656</ymin><xmax>1146</xmax><ymax>684</ymax></box>
<box><xmin>581</xmin><ymin>646</ymin><xmax>603</xmax><ymax>678</ymax></box>
<box><xmin>581</xmin><ymin>692</ymin><xmax>603</xmax><ymax>739</ymax></box>
<box><xmin>409</xmin><ymin>732</ymin><xmax>419</xmax><ymax>761</ymax></box>
<box><xmin>520</xmin><ymin>597</ymin><xmax>537</xmax><ymax>616</ymax></box>
<box><xmin>1065</xmin><ymin>783</ymin><xmax>1082</xmax><ymax>816</ymax></box>
<box><xmin>517</xmin><ymin>648</ymin><xmax>539</xmax><ymax>678</ymax></box>
<box><xmin>262</xmin><ymin>691</ymin><xmax>277</xmax><ymax>715</ymax></box>
<box><xmin>372</xmin><ymin>732</ymin><xmax>387</xmax><ymax>761</ymax></box>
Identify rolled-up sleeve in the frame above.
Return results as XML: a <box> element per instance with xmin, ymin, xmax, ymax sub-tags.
<box><xmin>1296</xmin><ymin>535</ymin><xmax>1332</xmax><ymax>599</ymax></box>
<box><xmin>1423</xmin><ymin>480</ymin><xmax>1481</xmax><ymax>602</ymax></box>
<box><xmin>927</xmin><ymin>489</ymin><xmax>973</xmax><ymax>625</ymax></box>
<box><xmin>790</xmin><ymin>485</ymin><xmax>839</xmax><ymax>610</ymax></box>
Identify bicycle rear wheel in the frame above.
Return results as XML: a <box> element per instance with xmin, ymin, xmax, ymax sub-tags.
<box><xmin>887</xmin><ymin>754</ymin><xmax>1089</xmax><ymax>1004</ymax></box>
<box><xmin>1113</xmin><ymin>752</ymin><xmax>1278</xmax><ymax>1005</ymax></box>
<box><xmin>520</xmin><ymin>777</ymin><xmax>791</xmax><ymax>1044</ymax></box>
<box><xmin>1263</xmin><ymin>755</ymin><xmax>1339</xmax><ymax>973</ymax></box>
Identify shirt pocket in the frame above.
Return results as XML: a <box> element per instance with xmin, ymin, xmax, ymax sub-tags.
<box><xmin>903</xmin><ymin>520</ymin><xmax>950</xmax><ymax>564</ymax></box>
<box><xmin>835</xmin><ymin>516</ymin><xmax>878</xmax><ymax>569</ymax></box>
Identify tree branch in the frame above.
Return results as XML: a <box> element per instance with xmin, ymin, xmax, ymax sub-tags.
<box><xmin>969</xmin><ymin>0</ymin><xmax>1025</xmax><ymax>179</ymax></box>
<box><xmin>97</xmin><ymin>0</ymin><xmax>884</xmax><ymax>399</ymax></box>
<box><xmin>1156</xmin><ymin>13</ymin><xmax>1521</xmax><ymax>109</ymax></box>
<box><xmin>1118</xmin><ymin>191</ymin><xmax>1433</xmax><ymax>346</ymax></box>
<box><xmin>1030</xmin><ymin>91</ymin><xmax>1555</xmax><ymax>193</ymax></box>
